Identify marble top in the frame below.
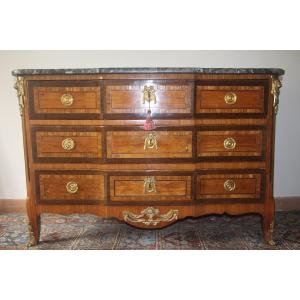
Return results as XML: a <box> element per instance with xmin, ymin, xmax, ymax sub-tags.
<box><xmin>12</xmin><ymin>67</ymin><xmax>285</xmax><ymax>76</ymax></box>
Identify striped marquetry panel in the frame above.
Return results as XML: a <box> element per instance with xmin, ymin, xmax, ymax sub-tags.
<box><xmin>105</xmin><ymin>82</ymin><xmax>193</xmax><ymax>114</ymax></box>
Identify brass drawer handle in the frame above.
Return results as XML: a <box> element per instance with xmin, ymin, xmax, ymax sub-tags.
<box><xmin>61</xmin><ymin>93</ymin><xmax>74</xmax><ymax>106</ymax></box>
<box><xmin>224</xmin><ymin>137</ymin><xmax>236</xmax><ymax>150</ymax></box>
<box><xmin>144</xmin><ymin>176</ymin><xmax>157</xmax><ymax>193</ymax></box>
<box><xmin>62</xmin><ymin>138</ymin><xmax>75</xmax><ymax>150</ymax></box>
<box><xmin>143</xmin><ymin>85</ymin><xmax>156</xmax><ymax>104</ymax></box>
<box><xmin>144</xmin><ymin>132</ymin><xmax>158</xmax><ymax>150</ymax></box>
<box><xmin>123</xmin><ymin>207</ymin><xmax>178</xmax><ymax>226</ymax></box>
<box><xmin>224</xmin><ymin>92</ymin><xmax>237</xmax><ymax>105</ymax></box>
<box><xmin>66</xmin><ymin>181</ymin><xmax>78</xmax><ymax>194</ymax></box>
<box><xmin>224</xmin><ymin>179</ymin><xmax>236</xmax><ymax>192</ymax></box>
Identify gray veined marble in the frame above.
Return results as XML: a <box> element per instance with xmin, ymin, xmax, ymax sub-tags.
<box><xmin>12</xmin><ymin>67</ymin><xmax>285</xmax><ymax>76</ymax></box>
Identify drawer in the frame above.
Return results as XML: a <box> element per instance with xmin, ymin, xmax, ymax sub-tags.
<box><xmin>196</xmin><ymin>172</ymin><xmax>263</xmax><ymax>201</ymax></box>
<box><xmin>109</xmin><ymin>173</ymin><xmax>192</xmax><ymax>203</ymax></box>
<box><xmin>32</xmin><ymin>127</ymin><xmax>102</xmax><ymax>162</ymax></box>
<box><xmin>196</xmin><ymin>83</ymin><xmax>266</xmax><ymax>114</ymax></box>
<box><xmin>28</xmin><ymin>81</ymin><xmax>101</xmax><ymax>119</ymax></box>
<box><xmin>105</xmin><ymin>81</ymin><xmax>193</xmax><ymax>116</ymax></box>
<box><xmin>106</xmin><ymin>129</ymin><xmax>193</xmax><ymax>160</ymax></box>
<box><xmin>197</xmin><ymin>128</ymin><xmax>264</xmax><ymax>159</ymax></box>
<box><xmin>36</xmin><ymin>171</ymin><xmax>105</xmax><ymax>204</ymax></box>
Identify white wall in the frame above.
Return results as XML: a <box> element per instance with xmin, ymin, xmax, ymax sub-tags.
<box><xmin>0</xmin><ymin>50</ymin><xmax>299</xmax><ymax>199</ymax></box>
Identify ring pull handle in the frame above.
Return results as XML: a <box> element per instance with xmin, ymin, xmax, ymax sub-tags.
<box><xmin>224</xmin><ymin>179</ymin><xmax>236</xmax><ymax>192</ymax></box>
<box><xmin>144</xmin><ymin>133</ymin><xmax>158</xmax><ymax>150</ymax></box>
<box><xmin>224</xmin><ymin>137</ymin><xmax>236</xmax><ymax>150</ymax></box>
<box><xmin>143</xmin><ymin>86</ymin><xmax>156</xmax><ymax>104</ymax></box>
<box><xmin>62</xmin><ymin>138</ymin><xmax>75</xmax><ymax>150</ymax></box>
<box><xmin>144</xmin><ymin>177</ymin><xmax>157</xmax><ymax>193</ymax></box>
<box><xmin>224</xmin><ymin>92</ymin><xmax>237</xmax><ymax>105</ymax></box>
<box><xmin>66</xmin><ymin>181</ymin><xmax>78</xmax><ymax>194</ymax></box>
<box><xmin>61</xmin><ymin>93</ymin><xmax>74</xmax><ymax>106</ymax></box>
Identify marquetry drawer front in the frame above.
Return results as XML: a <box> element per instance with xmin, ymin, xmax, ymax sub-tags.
<box><xmin>197</xmin><ymin>129</ymin><xmax>264</xmax><ymax>159</ymax></box>
<box><xmin>29</xmin><ymin>81</ymin><xmax>101</xmax><ymax>119</ymax></box>
<box><xmin>109</xmin><ymin>174</ymin><xmax>192</xmax><ymax>203</ymax></box>
<box><xmin>105</xmin><ymin>81</ymin><xmax>193</xmax><ymax>116</ymax></box>
<box><xmin>36</xmin><ymin>172</ymin><xmax>105</xmax><ymax>204</ymax></box>
<box><xmin>32</xmin><ymin>127</ymin><xmax>102</xmax><ymax>162</ymax></box>
<box><xmin>196</xmin><ymin>84</ymin><xmax>266</xmax><ymax>114</ymax></box>
<box><xmin>196</xmin><ymin>172</ymin><xmax>263</xmax><ymax>201</ymax></box>
<box><xmin>106</xmin><ymin>130</ymin><xmax>193</xmax><ymax>160</ymax></box>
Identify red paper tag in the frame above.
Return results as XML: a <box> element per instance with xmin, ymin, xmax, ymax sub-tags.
<box><xmin>143</xmin><ymin>109</ymin><xmax>155</xmax><ymax>131</ymax></box>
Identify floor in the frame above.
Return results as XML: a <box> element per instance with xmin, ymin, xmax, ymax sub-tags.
<box><xmin>0</xmin><ymin>212</ymin><xmax>299</xmax><ymax>249</ymax></box>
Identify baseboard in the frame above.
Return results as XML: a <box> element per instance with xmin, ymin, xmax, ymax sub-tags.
<box><xmin>275</xmin><ymin>197</ymin><xmax>300</xmax><ymax>212</ymax></box>
<box><xmin>0</xmin><ymin>199</ymin><xmax>26</xmax><ymax>213</ymax></box>
<box><xmin>0</xmin><ymin>197</ymin><xmax>299</xmax><ymax>214</ymax></box>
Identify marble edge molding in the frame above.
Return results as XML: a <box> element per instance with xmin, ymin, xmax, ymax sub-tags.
<box><xmin>11</xmin><ymin>67</ymin><xmax>285</xmax><ymax>76</ymax></box>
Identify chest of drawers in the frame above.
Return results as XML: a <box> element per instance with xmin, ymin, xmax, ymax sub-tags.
<box><xmin>12</xmin><ymin>67</ymin><xmax>284</xmax><ymax>246</ymax></box>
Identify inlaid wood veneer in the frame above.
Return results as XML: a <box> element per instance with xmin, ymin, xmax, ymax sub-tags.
<box><xmin>13</xmin><ymin>67</ymin><xmax>284</xmax><ymax>246</ymax></box>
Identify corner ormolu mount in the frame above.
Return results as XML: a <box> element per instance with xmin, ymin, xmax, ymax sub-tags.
<box><xmin>14</xmin><ymin>76</ymin><xmax>25</xmax><ymax>116</ymax></box>
<box><xmin>271</xmin><ymin>76</ymin><xmax>282</xmax><ymax>115</ymax></box>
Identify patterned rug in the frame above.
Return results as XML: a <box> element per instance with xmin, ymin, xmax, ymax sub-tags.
<box><xmin>0</xmin><ymin>212</ymin><xmax>299</xmax><ymax>249</ymax></box>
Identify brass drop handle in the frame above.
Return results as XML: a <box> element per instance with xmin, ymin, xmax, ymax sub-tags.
<box><xmin>66</xmin><ymin>181</ymin><xmax>78</xmax><ymax>194</ymax></box>
<box><xmin>62</xmin><ymin>138</ymin><xmax>75</xmax><ymax>150</ymax></box>
<box><xmin>144</xmin><ymin>133</ymin><xmax>158</xmax><ymax>150</ymax></box>
<box><xmin>144</xmin><ymin>177</ymin><xmax>157</xmax><ymax>193</ymax></box>
<box><xmin>61</xmin><ymin>93</ymin><xmax>74</xmax><ymax>106</ymax></box>
<box><xmin>224</xmin><ymin>179</ymin><xmax>236</xmax><ymax>192</ymax></box>
<box><xmin>224</xmin><ymin>137</ymin><xmax>236</xmax><ymax>150</ymax></box>
<box><xmin>224</xmin><ymin>92</ymin><xmax>237</xmax><ymax>105</ymax></box>
<box><xmin>143</xmin><ymin>85</ymin><xmax>156</xmax><ymax>104</ymax></box>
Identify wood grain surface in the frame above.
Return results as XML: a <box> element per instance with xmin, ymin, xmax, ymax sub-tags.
<box><xmin>16</xmin><ymin>72</ymin><xmax>280</xmax><ymax>244</ymax></box>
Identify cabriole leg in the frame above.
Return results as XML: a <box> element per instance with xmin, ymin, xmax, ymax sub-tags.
<box><xmin>27</xmin><ymin>199</ymin><xmax>41</xmax><ymax>247</ymax></box>
<box><xmin>27</xmin><ymin>214</ymin><xmax>41</xmax><ymax>247</ymax></box>
<box><xmin>262</xmin><ymin>214</ymin><xmax>275</xmax><ymax>246</ymax></box>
